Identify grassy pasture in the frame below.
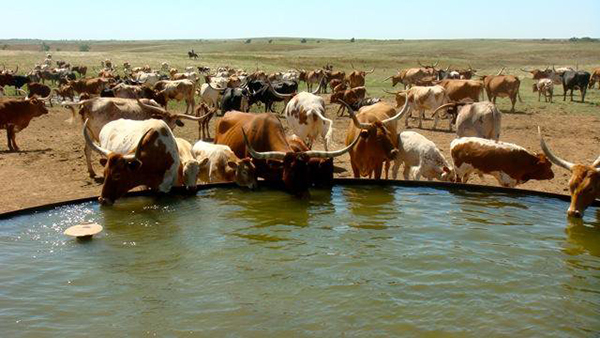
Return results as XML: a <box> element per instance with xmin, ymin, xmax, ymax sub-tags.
<box><xmin>1</xmin><ymin>38</ymin><xmax>599</xmax><ymax>115</ymax></box>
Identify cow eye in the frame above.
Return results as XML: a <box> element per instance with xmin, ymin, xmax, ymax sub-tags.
<box><xmin>112</xmin><ymin>173</ymin><xmax>121</xmax><ymax>181</ymax></box>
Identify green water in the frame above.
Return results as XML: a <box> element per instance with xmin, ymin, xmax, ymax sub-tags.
<box><xmin>1</xmin><ymin>185</ymin><xmax>599</xmax><ymax>337</ymax></box>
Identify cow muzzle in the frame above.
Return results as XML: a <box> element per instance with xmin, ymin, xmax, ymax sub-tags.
<box><xmin>98</xmin><ymin>197</ymin><xmax>114</xmax><ymax>206</ymax></box>
<box><xmin>567</xmin><ymin>208</ymin><xmax>583</xmax><ymax>218</ymax></box>
<box><xmin>389</xmin><ymin>149</ymin><xmax>400</xmax><ymax>160</ymax></box>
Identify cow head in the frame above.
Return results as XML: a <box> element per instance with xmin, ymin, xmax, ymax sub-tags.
<box><xmin>242</xmin><ymin>129</ymin><xmax>360</xmax><ymax>197</ymax></box>
<box><xmin>181</xmin><ymin>158</ymin><xmax>208</xmax><ymax>190</ymax></box>
<box><xmin>342</xmin><ymin>99</ymin><xmax>410</xmax><ymax>161</ymax></box>
<box><xmin>522</xmin><ymin>153</ymin><xmax>554</xmax><ymax>182</ymax></box>
<box><xmin>350</xmin><ymin>63</ymin><xmax>375</xmax><ymax>78</ymax></box>
<box><xmin>229</xmin><ymin>158</ymin><xmax>258</xmax><ymax>189</ymax></box>
<box><xmin>27</xmin><ymin>97</ymin><xmax>50</xmax><ymax>116</ymax></box>
<box><xmin>83</xmin><ymin>120</ymin><xmax>150</xmax><ymax>206</ymax></box>
<box><xmin>539</xmin><ymin>127</ymin><xmax>600</xmax><ymax>218</ymax></box>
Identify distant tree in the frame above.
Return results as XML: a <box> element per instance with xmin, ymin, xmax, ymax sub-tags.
<box><xmin>79</xmin><ymin>44</ymin><xmax>91</xmax><ymax>52</ymax></box>
<box><xmin>40</xmin><ymin>42</ymin><xmax>50</xmax><ymax>51</ymax></box>
<box><xmin>1</xmin><ymin>44</ymin><xmax>8</xmax><ymax>50</ymax></box>
<box><xmin>268</xmin><ymin>39</ymin><xmax>273</xmax><ymax>44</ymax></box>
<box><xmin>350</xmin><ymin>37</ymin><xmax>355</xmax><ymax>43</ymax></box>
<box><xmin>56</xmin><ymin>48</ymin><xmax>61</xmax><ymax>52</ymax></box>
<box><xmin>301</xmin><ymin>38</ymin><xmax>307</xmax><ymax>43</ymax></box>
<box><xmin>317</xmin><ymin>40</ymin><xmax>321</xmax><ymax>43</ymax></box>
<box><xmin>245</xmin><ymin>39</ymin><xmax>252</xmax><ymax>44</ymax></box>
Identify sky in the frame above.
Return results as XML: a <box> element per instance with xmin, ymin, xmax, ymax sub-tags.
<box><xmin>2</xmin><ymin>0</ymin><xmax>599</xmax><ymax>40</ymax></box>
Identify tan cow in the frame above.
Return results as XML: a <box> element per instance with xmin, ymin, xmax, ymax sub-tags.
<box><xmin>192</xmin><ymin>140</ymin><xmax>257</xmax><ymax>189</ymax></box>
<box><xmin>436</xmin><ymin>79</ymin><xmax>483</xmax><ymax>102</ymax></box>
<box><xmin>346</xmin><ymin>63</ymin><xmax>374</xmax><ymax>88</ymax></box>
<box><xmin>386</xmin><ymin>85</ymin><xmax>447</xmax><ymax>129</ymax></box>
<box><xmin>481</xmin><ymin>71</ymin><xmax>522</xmax><ymax>112</ymax></box>
<box><xmin>539</xmin><ymin>127</ymin><xmax>600</xmax><ymax>218</ymax></box>
<box><xmin>175</xmin><ymin>137</ymin><xmax>209</xmax><ymax>190</ymax></box>
<box><xmin>330</xmin><ymin>86</ymin><xmax>366</xmax><ymax>116</ymax></box>
<box><xmin>153</xmin><ymin>79</ymin><xmax>196</xmax><ymax>115</ymax></box>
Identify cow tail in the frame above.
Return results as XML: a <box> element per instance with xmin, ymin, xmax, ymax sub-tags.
<box><xmin>315</xmin><ymin>110</ymin><xmax>333</xmax><ymax>150</ymax></box>
<box><xmin>517</xmin><ymin>88</ymin><xmax>523</xmax><ymax>103</ymax></box>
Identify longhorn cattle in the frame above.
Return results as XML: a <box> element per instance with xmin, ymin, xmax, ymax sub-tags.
<box><xmin>54</xmin><ymin>85</ymin><xmax>75</xmax><ymax>101</ymax></box>
<box><xmin>342</xmin><ymin>100</ymin><xmax>410</xmax><ymax>179</ymax></box>
<box><xmin>221</xmin><ymin>87</ymin><xmax>249</xmax><ymax>114</ymax></box>
<box><xmin>391</xmin><ymin>131</ymin><xmax>454</xmax><ymax>182</ymax></box>
<box><xmin>533</xmin><ymin>78</ymin><xmax>553</xmax><ymax>102</ymax></box>
<box><xmin>72</xmin><ymin>66</ymin><xmax>87</xmax><ymax>77</ymax></box>
<box><xmin>161</xmin><ymin>62</ymin><xmax>169</xmax><ymax>72</ymax></box>
<box><xmin>83</xmin><ymin>118</ymin><xmax>181</xmax><ymax>205</ymax></box>
<box><xmin>110</xmin><ymin>83</ymin><xmax>154</xmax><ymax>99</ymax></box>
<box><xmin>346</xmin><ymin>63</ymin><xmax>374</xmax><ymax>88</ymax></box>
<box><xmin>136</xmin><ymin>72</ymin><xmax>163</xmax><ymax>87</ymax></box>
<box><xmin>199</xmin><ymin>82</ymin><xmax>227</xmax><ymax>108</ymax></box>
<box><xmin>192</xmin><ymin>140</ymin><xmax>257</xmax><ymax>188</ymax></box>
<box><xmin>284</xmin><ymin>92</ymin><xmax>333</xmax><ymax>150</ymax></box>
<box><xmin>386</xmin><ymin>85</ymin><xmax>447</xmax><ymax>129</ymax></box>
<box><xmin>451</xmin><ymin>137</ymin><xmax>553</xmax><ymax>188</ymax></box>
<box><xmin>153</xmin><ymin>79</ymin><xmax>196</xmax><ymax>115</ymax></box>
<box><xmin>559</xmin><ymin>70</ymin><xmax>590</xmax><ymax>102</ymax></box>
<box><xmin>436</xmin><ymin>79</ymin><xmax>483</xmax><ymax>102</ymax></box>
<box><xmin>589</xmin><ymin>68</ymin><xmax>600</xmax><ymax>89</ymax></box>
<box><xmin>306</xmin><ymin>69</ymin><xmax>325</xmax><ymax>92</ymax></box>
<box><xmin>538</xmin><ymin>127</ymin><xmax>600</xmax><ymax>218</ymax></box>
<box><xmin>247</xmin><ymin>80</ymin><xmax>299</xmax><ymax>112</ymax></box>
<box><xmin>0</xmin><ymin>97</ymin><xmax>49</xmax><ymax>151</ymax></box>
<box><xmin>330</xmin><ymin>86</ymin><xmax>366</xmax><ymax>116</ymax></box>
<box><xmin>175</xmin><ymin>137</ymin><xmax>208</xmax><ymax>190</ymax></box>
<box><xmin>20</xmin><ymin>82</ymin><xmax>53</xmax><ymax>106</ymax></box>
<box><xmin>195</xmin><ymin>103</ymin><xmax>216</xmax><ymax>140</ymax></box>
<box><xmin>64</xmin><ymin>97</ymin><xmax>202</xmax><ymax>177</ymax></box>
<box><xmin>481</xmin><ymin>74</ymin><xmax>522</xmax><ymax>112</ymax></box>
<box><xmin>68</xmin><ymin>78</ymin><xmax>110</xmax><ymax>96</ymax></box>
<box><xmin>214</xmin><ymin>111</ymin><xmax>358</xmax><ymax>196</ymax></box>
<box><xmin>432</xmin><ymin>101</ymin><xmax>501</xmax><ymax>138</ymax></box>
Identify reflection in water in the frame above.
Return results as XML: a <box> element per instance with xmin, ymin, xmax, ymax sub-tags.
<box><xmin>341</xmin><ymin>185</ymin><xmax>396</xmax><ymax>229</ymax></box>
<box><xmin>564</xmin><ymin>216</ymin><xmax>600</xmax><ymax>257</ymax></box>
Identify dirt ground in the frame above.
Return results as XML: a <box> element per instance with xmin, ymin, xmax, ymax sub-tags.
<box><xmin>1</xmin><ymin>95</ymin><xmax>598</xmax><ymax>214</ymax></box>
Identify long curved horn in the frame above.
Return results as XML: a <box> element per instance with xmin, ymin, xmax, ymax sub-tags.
<box><xmin>123</xmin><ymin>128</ymin><xmax>152</xmax><ymax>161</ymax></box>
<box><xmin>497</xmin><ymin>67</ymin><xmax>505</xmax><ymax>76</ymax></box>
<box><xmin>310</xmin><ymin>78</ymin><xmax>323</xmax><ymax>95</ymax></box>
<box><xmin>382</xmin><ymin>75</ymin><xmax>393</xmax><ymax>82</ymax></box>
<box><xmin>350</xmin><ymin>63</ymin><xmax>357</xmax><ymax>70</ymax></box>
<box><xmin>242</xmin><ymin>128</ymin><xmax>286</xmax><ymax>160</ymax></box>
<box><xmin>304</xmin><ymin>132</ymin><xmax>361</xmax><ymax>158</ymax></box>
<box><xmin>592</xmin><ymin>155</ymin><xmax>600</xmax><ymax>168</ymax></box>
<box><xmin>16</xmin><ymin>88</ymin><xmax>28</xmax><ymax>97</ymax></box>
<box><xmin>431</xmin><ymin>102</ymin><xmax>457</xmax><ymax>117</ymax></box>
<box><xmin>83</xmin><ymin>119</ymin><xmax>110</xmax><ymax>157</ymax></box>
<box><xmin>267</xmin><ymin>80</ymin><xmax>294</xmax><ymax>98</ymax></box>
<box><xmin>173</xmin><ymin>113</ymin><xmax>202</xmax><ymax>121</ymax></box>
<box><xmin>538</xmin><ymin>126</ymin><xmax>574</xmax><ymax>171</ymax></box>
<box><xmin>433</xmin><ymin>60</ymin><xmax>439</xmax><ymax>67</ymax></box>
<box><xmin>137</xmin><ymin>98</ymin><xmax>169</xmax><ymax>115</ymax></box>
<box><xmin>207</xmin><ymin>82</ymin><xmax>227</xmax><ymax>91</ymax></box>
<box><xmin>365</xmin><ymin>68</ymin><xmax>375</xmax><ymax>75</ymax></box>
<box><xmin>382</xmin><ymin>89</ymin><xmax>399</xmax><ymax>95</ymax></box>
<box><xmin>382</xmin><ymin>96</ymin><xmax>411</xmax><ymax>124</ymax></box>
<box><xmin>339</xmin><ymin>100</ymin><xmax>371</xmax><ymax>129</ymax></box>
<box><xmin>417</xmin><ymin>60</ymin><xmax>424</xmax><ymax>67</ymax></box>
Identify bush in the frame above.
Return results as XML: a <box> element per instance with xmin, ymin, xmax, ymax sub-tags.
<box><xmin>79</xmin><ymin>44</ymin><xmax>90</xmax><ymax>52</ymax></box>
<box><xmin>268</xmin><ymin>39</ymin><xmax>273</xmax><ymax>44</ymax></box>
<box><xmin>301</xmin><ymin>38</ymin><xmax>307</xmax><ymax>43</ymax></box>
<box><xmin>40</xmin><ymin>42</ymin><xmax>50</xmax><ymax>51</ymax></box>
<box><xmin>1</xmin><ymin>44</ymin><xmax>8</xmax><ymax>50</ymax></box>
<box><xmin>245</xmin><ymin>39</ymin><xmax>252</xmax><ymax>44</ymax></box>
<box><xmin>56</xmin><ymin>48</ymin><xmax>61</xmax><ymax>52</ymax></box>
<box><xmin>350</xmin><ymin>37</ymin><xmax>355</xmax><ymax>43</ymax></box>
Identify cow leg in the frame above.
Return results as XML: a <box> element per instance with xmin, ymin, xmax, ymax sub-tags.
<box><xmin>403</xmin><ymin>165</ymin><xmax>411</xmax><ymax>180</ymax></box>
<box><xmin>373</xmin><ymin>163</ymin><xmax>383</xmax><ymax>180</ymax></box>
<box><xmin>84</xmin><ymin>143</ymin><xmax>96</xmax><ymax>178</ymax></box>
<box><xmin>391</xmin><ymin>158</ymin><xmax>401</xmax><ymax>180</ymax></box>
<box><xmin>350</xmin><ymin>160</ymin><xmax>360</xmax><ymax>178</ymax></box>
<box><xmin>384</xmin><ymin>161</ymin><xmax>390</xmax><ymax>180</ymax></box>
<box><xmin>570</xmin><ymin>89</ymin><xmax>574</xmax><ymax>101</ymax></box>
<box><xmin>581</xmin><ymin>88</ymin><xmax>586</xmax><ymax>103</ymax></box>
<box><xmin>405</xmin><ymin>109</ymin><xmax>411</xmax><ymax>127</ymax></box>
<box><xmin>418</xmin><ymin>109</ymin><xmax>424</xmax><ymax>129</ymax></box>
<box><xmin>510</xmin><ymin>96</ymin><xmax>516</xmax><ymax>113</ymax></box>
<box><xmin>7</xmin><ymin>125</ymin><xmax>18</xmax><ymax>151</ymax></box>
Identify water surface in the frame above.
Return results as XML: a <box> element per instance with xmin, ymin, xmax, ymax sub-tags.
<box><xmin>1</xmin><ymin>186</ymin><xmax>599</xmax><ymax>336</ymax></box>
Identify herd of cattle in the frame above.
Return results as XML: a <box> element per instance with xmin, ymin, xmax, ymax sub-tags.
<box><xmin>1</xmin><ymin>53</ymin><xmax>600</xmax><ymax>218</ymax></box>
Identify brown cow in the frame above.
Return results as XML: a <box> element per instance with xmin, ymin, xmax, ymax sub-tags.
<box><xmin>153</xmin><ymin>79</ymin><xmax>196</xmax><ymax>115</ymax></box>
<box><xmin>436</xmin><ymin>79</ymin><xmax>483</xmax><ymax>102</ymax></box>
<box><xmin>195</xmin><ymin>102</ymin><xmax>216</xmax><ymax>140</ymax></box>
<box><xmin>481</xmin><ymin>73</ymin><xmax>522</xmax><ymax>112</ymax></box>
<box><xmin>539</xmin><ymin>127</ymin><xmax>600</xmax><ymax>218</ymax></box>
<box><xmin>342</xmin><ymin>100</ymin><xmax>410</xmax><ymax>179</ymax></box>
<box><xmin>72</xmin><ymin>66</ymin><xmax>87</xmax><ymax>77</ymax></box>
<box><xmin>346</xmin><ymin>63</ymin><xmax>374</xmax><ymax>88</ymax></box>
<box><xmin>54</xmin><ymin>84</ymin><xmax>75</xmax><ymax>101</ymax></box>
<box><xmin>68</xmin><ymin>78</ymin><xmax>110</xmax><ymax>96</ymax></box>
<box><xmin>330</xmin><ymin>86</ymin><xmax>366</xmax><ymax>116</ymax></box>
<box><xmin>20</xmin><ymin>82</ymin><xmax>53</xmax><ymax>107</ymax></box>
<box><xmin>589</xmin><ymin>68</ymin><xmax>600</xmax><ymax>89</ymax></box>
<box><xmin>451</xmin><ymin>137</ymin><xmax>553</xmax><ymax>188</ymax></box>
<box><xmin>214</xmin><ymin>111</ymin><xmax>358</xmax><ymax>196</ymax></box>
<box><xmin>306</xmin><ymin>69</ymin><xmax>326</xmax><ymax>92</ymax></box>
<box><xmin>0</xmin><ymin>98</ymin><xmax>49</xmax><ymax>151</ymax></box>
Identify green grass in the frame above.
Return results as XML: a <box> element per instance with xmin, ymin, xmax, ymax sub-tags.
<box><xmin>1</xmin><ymin>38</ymin><xmax>599</xmax><ymax>115</ymax></box>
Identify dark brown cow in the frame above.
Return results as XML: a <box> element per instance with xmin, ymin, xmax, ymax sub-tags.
<box><xmin>346</xmin><ymin>63</ymin><xmax>374</xmax><ymax>88</ymax></box>
<box><xmin>330</xmin><ymin>86</ymin><xmax>367</xmax><ymax>116</ymax></box>
<box><xmin>68</xmin><ymin>78</ymin><xmax>110</xmax><ymax>96</ymax></box>
<box><xmin>214</xmin><ymin>111</ymin><xmax>358</xmax><ymax>196</ymax></box>
<box><xmin>481</xmin><ymin>74</ymin><xmax>522</xmax><ymax>112</ymax></box>
<box><xmin>22</xmin><ymin>82</ymin><xmax>53</xmax><ymax>104</ymax></box>
<box><xmin>0</xmin><ymin>98</ymin><xmax>49</xmax><ymax>151</ymax></box>
<box><xmin>539</xmin><ymin>127</ymin><xmax>600</xmax><ymax>218</ymax></box>
<box><xmin>436</xmin><ymin>79</ymin><xmax>483</xmax><ymax>102</ymax></box>
<box><xmin>343</xmin><ymin>100</ymin><xmax>410</xmax><ymax>179</ymax></box>
<box><xmin>72</xmin><ymin>66</ymin><xmax>87</xmax><ymax>77</ymax></box>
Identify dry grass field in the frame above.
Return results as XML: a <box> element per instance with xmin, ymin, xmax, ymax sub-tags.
<box><xmin>0</xmin><ymin>38</ymin><xmax>599</xmax><ymax>213</ymax></box>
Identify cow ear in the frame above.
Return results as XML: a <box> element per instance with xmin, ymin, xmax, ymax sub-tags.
<box><xmin>442</xmin><ymin>166</ymin><xmax>451</xmax><ymax>173</ymax></box>
<box><xmin>199</xmin><ymin>158</ymin><xmax>209</xmax><ymax>167</ymax></box>
<box><xmin>227</xmin><ymin>161</ymin><xmax>238</xmax><ymax>169</ymax></box>
<box><xmin>127</xmin><ymin>159</ymin><xmax>142</xmax><ymax>171</ymax></box>
<box><xmin>99</xmin><ymin>158</ymin><xmax>107</xmax><ymax>167</ymax></box>
<box><xmin>175</xmin><ymin>119</ymin><xmax>184</xmax><ymax>127</ymax></box>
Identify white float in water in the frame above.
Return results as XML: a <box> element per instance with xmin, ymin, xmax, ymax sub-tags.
<box><xmin>63</xmin><ymin>223</ymin><xmax>103</xmax><ymax>240</ymax></box>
